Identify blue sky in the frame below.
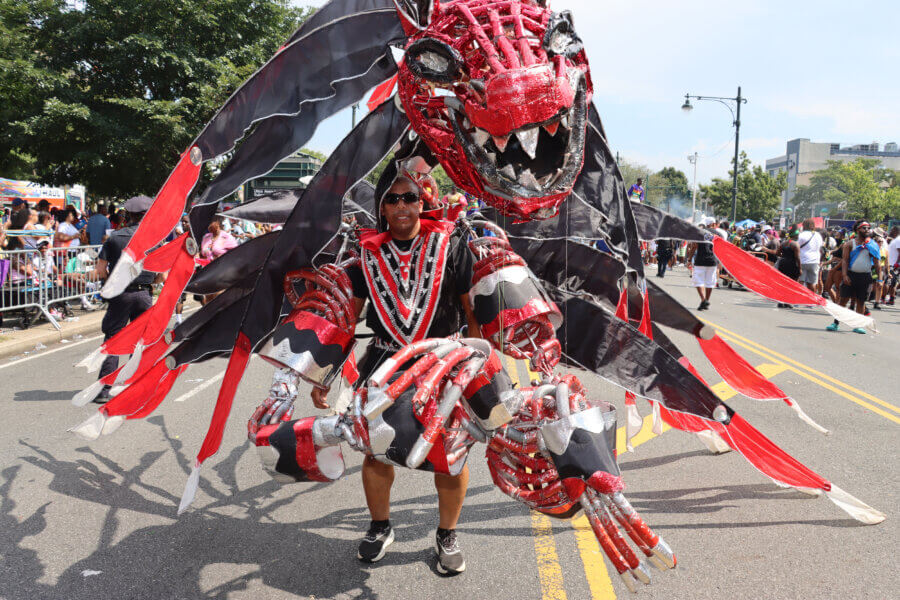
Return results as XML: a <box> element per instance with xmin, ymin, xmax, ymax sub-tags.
<box><xmin>296</xmin><ymin>0</ymin><xmax>899</xmax><ymax>186</ymax></box>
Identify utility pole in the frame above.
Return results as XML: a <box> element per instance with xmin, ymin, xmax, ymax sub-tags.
<box><xmin>688</xmin><ymin>152</ymin><xmax>699</xmax><ymax>223</ymax></box>
<box><xmin>681</xmin><ymin>87</ymin><xmax>747</xmax><ymax>223</ymax></box>
<box><xmin>731</xmin><ymin>86</ymin><xmax>742</xmax><ymax>223</ymax></box>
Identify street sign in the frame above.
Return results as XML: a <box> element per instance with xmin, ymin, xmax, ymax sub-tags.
<box><xmin>820</xmin><ymin>207</ymin><xmax>829</xmax><ymax>215</ymax></box>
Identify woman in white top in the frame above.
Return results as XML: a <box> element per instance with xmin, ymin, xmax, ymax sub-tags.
<box><xmin>54</xmin><ymin>207</ymin><xmax>81</xmax><ymax>249</ymax></box>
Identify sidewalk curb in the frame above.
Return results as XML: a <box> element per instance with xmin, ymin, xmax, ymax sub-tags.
<box><xmin>0</xmin><ymin>313</ymin><xmax>105</xmax><ymax>360</ymax></box>
<box><xmin>0</xmin><ymin>299</ymin><xmax>203</xmax><ymax>361</ymax></box>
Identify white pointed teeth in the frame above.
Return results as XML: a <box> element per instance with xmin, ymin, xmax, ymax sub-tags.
<box><xmin>473</xmin><ymin>128</ymin><xmax>491</xmax><ymax>147</ymax></box>
<box><xmin>461</xmin><ymin>116</ymin><xmax>471</xmax><ymax>129</ymax></box>
<box><xmin>492</xmin><ymin>134</ymin><xmax>510</xmax><ymax>152</ymax></box>
<box><xmin>485</xmin><ymin>152</ymin><xmax>497</xmax><ymax>162</ymax></box>
<box><xmin>520</xmin><ymin>169</ymin><xmax>539</xmax><ymax>190</ymax></box>
<box><xmin>499</xmin><ymin>164</ymin><xmax>516</xmax><ymax>180</ymax></box>
<box><xmin>516</xmin><ymin>127</ymin><xmax>539</xmax><ymax>160</ymax></box>
<box><xmin>543</xmin><ymin>121</ymin><xmax>560</xmax><ymax>136</ymax></box>
<box><xmin>538</xmin><ymin>172</ymin><xmax>555</xmax><ymax>186</ymax></box>
<box><xmin>560</xmin><ymin>115</ymin><xmax>569</xmax><ymax>129</ymax></box>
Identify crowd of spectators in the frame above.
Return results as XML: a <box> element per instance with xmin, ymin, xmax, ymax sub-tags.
<box><xmin>643</xmin><ymin>217</ymin><xmax>899</xmax><ymax>324</ymax></box>
<box><xmin>1</xmin><ymin>197</ymin><xmax>272</xmax><ymax>325</ymax></box>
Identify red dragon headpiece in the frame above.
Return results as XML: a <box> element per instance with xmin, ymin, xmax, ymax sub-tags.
<box><xmin>394</xmin><ymin>0</ymin><xmax>593</xmax><ymax>220</ymax></box>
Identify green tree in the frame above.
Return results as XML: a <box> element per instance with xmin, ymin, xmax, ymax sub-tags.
<box><xmin>3</xmin><ymin>0</ymin><xmax>310</xmax><ymax>199</ymax></box>
<box><xmin>646</xmin><ymin>166</ymin><xmax>690</xmax><ymax>213</ymax></box>
<box><xmin>0</xmin><ymin>0</ymin><xmax>65</xmax><ymax>178</ymax></box>
<box><xmin>790</xmin><ymin>159</ymin><xmax>892</xmax><ymax>220</ymax></box>
<box><xmin>300</xmin><ymin>148</ymin><xmax>328</xmax><ymax>164</ymax></box>
<box><xmin>700</xmin><ymin>152</ymin><xmax>786</xmax><ymax>221</ymax></box>
<box><xmin>616</xmin><ymin>158</ymin><xmax>651</xmax><ymax>194</ymax></box>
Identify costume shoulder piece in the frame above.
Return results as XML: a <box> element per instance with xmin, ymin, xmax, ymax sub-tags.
<box><xmin>360</xmin><ymin>219</ymin><xmax>454</xmax><ymax>346</ymax></box>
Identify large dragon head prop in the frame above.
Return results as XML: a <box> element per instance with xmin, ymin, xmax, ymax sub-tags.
<box><xmin>394</xmin><ymin>0</ymin><xmax>593</xmax><ymax>220</ymax></box>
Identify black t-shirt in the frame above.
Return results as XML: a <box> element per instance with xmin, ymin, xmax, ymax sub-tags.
<box><xmin>98</xmin><ymin>225</ymin><xmax>156</xmax><ymax>286</ymax></box>
<box><xmin>693</xmin><ymin>241</ymin><xmax>717</xmax><ymax>267</ymax></box>
<box><xmin>346</xmin><ymin>228</ymin><xmax>474</xmax><ymax>345</ymax></box>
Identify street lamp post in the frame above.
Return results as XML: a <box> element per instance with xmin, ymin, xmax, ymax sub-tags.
<box><xmin>681</xmin><ymin>87</ymin><xmax>748</xmax><ymax>223</ymax></box>
<box><xmin>688</xmin><ymin>152</ymin><xmax>698</xmax><ymax>223</ymax></box>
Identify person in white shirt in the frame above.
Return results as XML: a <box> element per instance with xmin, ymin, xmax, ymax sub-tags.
<box><xmin>885</xmin><ymin>226</ymin><xmax>900</xmax><ymax>305</ymax></box>
<box><xmin>796</xmin><ymin>218</ymin><xmax>824</xmax><ymax>292</ymax></box>
<box><xmin>54</xmin><ymin>207</ymin><xmax>81</xmax><ymax>248</ymax></box>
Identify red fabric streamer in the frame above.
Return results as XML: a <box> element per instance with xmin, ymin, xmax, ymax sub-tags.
<box><xmin>101</xmin><ymin>308</ymin><xmax>154</xmax><ymax>355</ymax></box>
<box><xmin>698</xmin><ymin>334</ymin><xmax>790</xmax><ymax>401</ymax></box>
<box><xmin>665</xmin><ymin>357</ymin><xmax>830</xmax><ymax>491</ymax></box>
<box><xmin>367</xmin><ymin>73</ymin><xmax>399</xmax><ymax>111</ymax></box>
<box><xmin>123</xmin><ymin>148</ymin><xmax>201</xmax><ymax>264</ymax></box>
<box><xmin>102</xmin><ymin>359</ymin><xmax>170</xmax><ymax>417</ymax></box>
<box><xmin>196</xmin><ymin>332</ymin><xmax>253</xmax><ymax>464</ymax></box>
<box><xmin>128</xmin><ymin>365</ymin><xmax>188</xmax><ymax>420</ymax></box>
<box><xmin>124</xmin><ymin>339</ymin><xmax>171</xmax><ymax>385</ymax></box>
<box><xmin>613</xmin><ymin>291</ymin><xmax>639</xmax><ymax>407</ymax></box>
<box><xmin>712</xmin><ymin>237</ymin><xmax>825</xmax><ymax>307</ymax></box>
<box><xmin>342</xmin><ymin>350</ymin><xmax>359</xmax><ymax>386</ymax></box>
<box><xmin>709</xmin><ymin>415</ymin><xmax>830</xmax><ymax>491</ymax></box>
<box><xmin>141</xmin><ymin>248</ymin><xmax>196</xmax><ymax>345</ymax></box>
<box><xmin>144</xmin><ymin>233</ymin><xmax>189</xmax><ymax>271</ymax></box>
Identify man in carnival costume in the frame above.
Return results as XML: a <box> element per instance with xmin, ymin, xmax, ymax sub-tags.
<box><xmin>313</xmin><ymin>162</ymin><xmax>480</xmax><ymax>573</ymax></box>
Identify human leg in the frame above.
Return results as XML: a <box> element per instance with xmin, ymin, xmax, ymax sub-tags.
<box><xmin>435</xmin><ymin>463</ymin><xmax>469</xmax><ymax>530</ymax></box>
<box><xmin>358</xmin><ymin>455</ymin><xmax>396</xmax><ymax>563</ymax></box>
<box><xmin>362</xmin><ymin>455</ymin><xmax>395</xmax><ymax>521</ymax></box>
<box><xmin>434</xmin><ymin>464</ymin><xmax>469</xmax><ymax>575</ymax></box>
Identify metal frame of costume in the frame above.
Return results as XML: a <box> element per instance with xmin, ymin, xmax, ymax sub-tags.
<box><xmin>70</xmin><ymin>0</ymin><xmax>884</xmax><ymax>593</ymax></box>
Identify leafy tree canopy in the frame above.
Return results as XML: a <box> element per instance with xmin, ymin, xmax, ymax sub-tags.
<box><xmin>646</xmin><ymin>166</ymin><xmax>691</xmax><ymax>214</ymax></box>
<box><xmin>791</xmin><ymin>159</ymin><xmax>897</xmax><ymax>221</ymax></box>
<box><xmin>1</xmin><ymin>0</ymin><xmax>311</xmax><ymax>199</ymax></box>
<box><xmin>700</xmin><ymin>152</ymin><xmax>786</xmax><ymax>222</ymax></box>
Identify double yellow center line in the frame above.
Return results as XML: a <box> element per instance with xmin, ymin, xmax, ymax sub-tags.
<box><xmin>701</xmin><ymin>318</ymin><xmax>900</xmax><ymax>425</ymax></box>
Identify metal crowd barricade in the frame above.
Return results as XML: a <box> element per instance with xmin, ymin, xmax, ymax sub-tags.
<box><xmin>0</xmin><ymin>243</ymin><xmax>104</xmax><ymax>330</ymax></box>
<box><xmin>41</xmin><ymin>244</ymin><xmax>104</xmax><ymax>324</ymax></box>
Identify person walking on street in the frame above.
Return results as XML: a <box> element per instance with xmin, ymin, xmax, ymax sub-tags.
<box><xmin>765</xmin><ymin>229</ymin><xmax>801</xmax><ymax>308</ymax></box>
<box><xmin>826</xmin><ymin>220</ymin><xmax>881</xmax><ymax>333</ymax></box>
<box><xmin>685</xmin><ymin>225</ymin><xmax>719</xmax><ymax>310</ymax></box>
<box><xmin>885</xmin><ymin>226</ymin><xmax>899</xmax><ymax>305</ymax></box>
<box><xmin>656</xmin><ymin>238</ymin><xmax>673</xmax><ymax>278</ymax></box>
<box><xmin>797</xmin><ymin>218</ymin><xmax>823</xmax><ymax>293</ymax></box>
<box><xmin>90</xmin><ymin>195</ymin><xmax>162</xmax><ymax>402</ymax></box>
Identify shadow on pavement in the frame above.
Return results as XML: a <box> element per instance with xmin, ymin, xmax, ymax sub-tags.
<box><xmin>4</xmin><ymin>416</ymin><xmax>530</xmax><ymax>600</ymax></box>
<box><xmin>13</xmin><ymin>389</ymin><xmax>83</xmax><ymax>402</ymax></box>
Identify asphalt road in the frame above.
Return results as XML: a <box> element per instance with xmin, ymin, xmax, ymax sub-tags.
<box><xmin>1</xmin><ymin>265</ymin><xmax>897</xmax><ymax>600</ymax></box>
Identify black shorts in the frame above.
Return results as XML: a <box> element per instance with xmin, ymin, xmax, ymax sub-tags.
<box><xmin>840</xmin><ymin>271</ymin><xmax>873</xmax><ymax>302</ymax></box>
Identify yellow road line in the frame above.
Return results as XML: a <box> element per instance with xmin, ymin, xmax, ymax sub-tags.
<box><xmin>504</xmin><ymin>356</ymin><xmax>569</xmax><ymax>600</ymax></box>
<box><xmin>532</xmin><ymin>512</ymin><xmax>569</xmax><ymax>600</ymax></box>
<box><xmin>700</xmin><ymin>317</ymin><xmax>900</xmax><ymax>415</ymax></box>
<box><xmin>716</xmin><ymin>332</ymin><xmax>900</xmax><ymax>425</ymax></box>
<box><xmin>571</xmin><ymin>514</ymin><xmax>617</xmax><ymax>599</ymax></box>
<box><xmin>512</xmin><ymin>357</ymin><xmax>793</xmax><ymax>599</ymax></box>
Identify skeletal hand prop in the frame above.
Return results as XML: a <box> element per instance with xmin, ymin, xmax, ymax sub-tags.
<box><xmin>250</xmin><ymin>337</ymin><xmax>675</xmax><ymax>591</ymax></box>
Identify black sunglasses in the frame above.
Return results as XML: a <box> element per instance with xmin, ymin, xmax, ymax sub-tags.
<box><xmin>382</xmin><ymin>192</ymin><xmax>420</xmax><ymax>206</ymax></box>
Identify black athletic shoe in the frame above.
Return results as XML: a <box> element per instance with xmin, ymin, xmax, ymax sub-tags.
<box><xmin>91</xmin><ymin>385</ymin><xmax>111</xmax><ymax>404</ymax></box>
<box><xmin>435</xmin><ymin>529</ymin><xmax>465</xmax><ymax>575</ymax></box>
<box><xmin>698</xmin><ymin>300</ymin><xmax>709</xmax><ymax>311</ymax></box>
<box><xmin>358</xmin><ymin>522</ymin><xmax>394</xmax><ymax>563</ymax></box>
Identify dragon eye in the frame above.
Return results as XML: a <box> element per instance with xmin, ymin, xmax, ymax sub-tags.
<box><xmin>405</xmin><ymin>38</ymin><xmax>463</xmax><ymax>84</ymax></box>
<box><xmin>543</xmin><ymin>11</ymin><xmax>583</xmax><ymax>58</ymax></box>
